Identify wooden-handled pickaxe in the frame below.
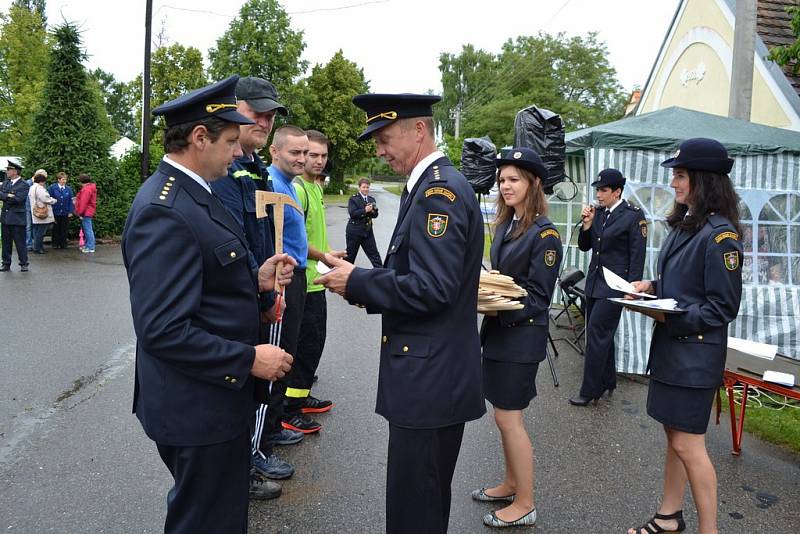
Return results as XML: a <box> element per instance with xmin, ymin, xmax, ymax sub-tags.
<box><xmin>255</xmin><ymin>190</ymin><xmax>303</xmax><ymax>347</ymax></box>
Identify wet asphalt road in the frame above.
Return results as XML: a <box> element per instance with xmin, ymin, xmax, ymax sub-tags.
<box><xmin>1</xmin><ymin>184</ymin><xmax>798</xmax><ymax>533</ymax></box>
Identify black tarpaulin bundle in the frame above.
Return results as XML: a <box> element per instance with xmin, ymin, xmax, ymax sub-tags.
<box><xmin>461</xmin><ymin>136</ymin><xmax>497</xmax><ymax>194</ymax></box>
<box><xmin>513</xmin><ymin>105</ymin><xmax>566</xmax><ymax>192</ymax></box>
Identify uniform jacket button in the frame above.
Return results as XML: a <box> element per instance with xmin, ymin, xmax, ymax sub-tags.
<box><xmin>230</xmin><ymin>378</ymin><xmax>237</xmax><ymax>384</ymax></box>
<box><xmin>697</xmin><ymin>335</ymin><xmax>704</xmax><ymax>340</ymax></box>
<box><xmin>230</xmin><ymin>251</ymin><xmax>236</xmax><ymax>258</ymax></box>
<box><xmin>382</xmin><ymin>336</ymin><xmax>387</xmax><ymax>343</ymax></box>
<box><xmin>224</xmin><ymin>375</ymin><xmax>231</xmax><ymax>382</ymax></box>
<box><xmin>402</xmin><ymin>346</ymin><xmax>409</xmax><ymax>353</ymax></box>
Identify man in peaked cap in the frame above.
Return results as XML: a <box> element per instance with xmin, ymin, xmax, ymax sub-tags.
<box><xmin>569</xmin><ymin>168</ymin><xmax>647</xmax><ymax>406</ymax></box>
<box><xmin>316</xmin><ymin>94</ymin><xmax>485</xmax><ymax>534</ymax></box>
<box><xmin>1</xmin><ymin>160</ymin><xmax>30</xmax><ymax>271</ymax></box>
<box><xmin>121</xmin><ymin>75</ymin><xmax>296</xmax><ymax>533</ymax></box>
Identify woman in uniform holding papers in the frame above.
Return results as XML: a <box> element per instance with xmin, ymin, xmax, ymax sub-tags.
<box><xmin>627</xmin><ymin>138</ymin><xmax>743</xmax><ymax>534</ymax></box>
<box><xmin>473</xmin><ymin>148</ymin><xmax>562</xmax><ymax>528</ymax></box>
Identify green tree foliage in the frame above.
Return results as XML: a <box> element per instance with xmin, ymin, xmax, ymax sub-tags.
<box><xmin>768</xmin><ymin>6</ymin><xmax>800</xmax><ymax>74</ymax></box>
<box><xmin>91</xmin><ymin>68</ymin><xmax>138</xmax><ymax>139</ymax></box>
<box><xmin>12</xmin><ymin>0</ymin><xmax>46</xmax><ymax>25</ymax></box>
<box><xmin>300</xmin><ymin>50</ymin><xmax>372</xmax><ymax>188</ymax></box>
<box><xmin>24</xmin><ymin>22</ymin><xmax>119</xmax><ymax>236</ymax></box>
<box><xmin>208</xmin><ymin>0</ymin><xmax>307</xmax><ymax>121</ymax></box>
<box><xmin>0</xmin><ymin>4</ymin><xmax>49</xmax><ymax>153</ymax></box>
<box><xmin>438</xmin><ymin>32</ymin><xmax>627</xmax><ymax>146</ymax></box>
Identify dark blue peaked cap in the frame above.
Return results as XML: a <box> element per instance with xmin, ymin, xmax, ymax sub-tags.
<box><xmin>152</xmin><ymin>75</ymin><xmax>255</xmax><ymax>127</ymax></box>
<box><xmin>591</xmin><ymin>168</ymin><xmax>626</xmax><ymax>188</ymax></box>
<box><xmin>495</xmin><ymin>147</ymin><xmax>548</xmax><ymax>180</ymax></box>
<box><xmin>352</xmin><ymin>93</ymin><xmax>441</xmax><ymax>142</ymax></box>
<box><xmin>661</xmin><ymin>138</ymin><xmax>734</xmax><ymax>174</ymax></box>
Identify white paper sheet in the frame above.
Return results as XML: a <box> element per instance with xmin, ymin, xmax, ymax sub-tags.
<box><xmin>762</xmin><ymin>370</ymin><xmax>795</xmax><ymax>387</ymax></box>
<box><xmin>315</xmin><ymin>262</ymin><xmax>332</xmax><ymax>274</ymax></box>
<box><xmin>602</xmin><ymin>267</ymin><xmax>656</xmax><ymax>298</ymax></box>
<box><xmin>727</xmin><ymin>337</ymin><xmax>778</xmax><ymax>361</ymax></box>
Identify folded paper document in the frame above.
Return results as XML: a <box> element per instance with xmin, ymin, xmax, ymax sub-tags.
<box><xmin>762</xmin><ymin>370</ymin><xmax>796</xmax><ymax>387</ymax></box>
<box><xmin>602</xmin><ymin>267</ymin><xmax>656</xmax><ymax>298</ymax></box>
<box><xmin>607</xmin><ymin>297</ymin><xmax>685</xmax><ymax>314</ymax></box>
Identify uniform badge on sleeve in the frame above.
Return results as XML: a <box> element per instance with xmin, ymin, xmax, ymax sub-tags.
<box><xmin>427</xmin><ymin>213</ymin><xmax>448</xmax><ymax>238</ymax></box>
<box><xmin>544</xmin><ymin>250</ymin><xmax>557</xmax><ymax>267</ymax></box>
<box><xmin>723</xmin><ymin>251</ymin><xmax>740</xmax><ymax>271</ymax></box>
<box><xmin>639</xmin><ymin>220</ymin><xmax>648</xmax><ymax>238</ymax></box>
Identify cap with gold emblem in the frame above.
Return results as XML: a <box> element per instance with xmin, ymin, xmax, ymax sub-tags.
<box><xmin>495</xmin><ymin>146</ymin><xmax>547</xmax><ymax>180</ymax></box>
<box><xmin>352</xmin><ymin>93</ymin><xmax>441</xmax><ymax>142</ymax></box>
<box><xmin>152</xmin><ymin>75</ymin><xmax>255</xmax><ymax>127</ymax></box>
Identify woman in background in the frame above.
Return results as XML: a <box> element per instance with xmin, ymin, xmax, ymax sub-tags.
<box><xmin>74</xmin><ymin>174</ymin><xmax>97</xmax><ymax>253</ymax></box>
<box><xmin>28</xmin><ymin>170</ymin><xmax>57</xmax><ymax>254</ymax></box>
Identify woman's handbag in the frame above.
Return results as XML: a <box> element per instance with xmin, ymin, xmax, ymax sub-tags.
<box><xmin>33</xmin><ymin>203</ymin><xmax>49</xmax><ymax>219</ymax></box>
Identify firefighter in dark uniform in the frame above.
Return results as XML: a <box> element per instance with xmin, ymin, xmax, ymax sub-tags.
<box><xmin>473</xmin><ymin>148</ymin><xmax>562</xmax><ymax>528</ymax></box>
<box><xmin>121</xmin><ymin>76</ymin><xmax>295</xmax><ymax>533</ymax></box>
<box><xmin>345</xmin><ymin>177</ymin><xmax>382</xmax><ymax>267</ymax></box>
<box><xmin>626</xmin><ymin>138</ymin><xmax>743</xmax><ymax>534</ymax></box>
<box><xmin>315</xmin><ymin>93</ymin><xmax>485</xmax><ymax>534</ymax></box>
<box><xmin>569</xmin><ymin>168</ymin><xmax>647</xmax><ymax>406</ymax></box>
<box><xmin>0</xmin><ymin>161</ymin><xmax>30</xmax><ymax>272</ymax></box>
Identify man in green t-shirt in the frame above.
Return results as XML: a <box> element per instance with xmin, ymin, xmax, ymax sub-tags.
<box><xmin>286</xmin><ymin>130</ymin><xmax>346</xmax><ymax>429</ymax></box>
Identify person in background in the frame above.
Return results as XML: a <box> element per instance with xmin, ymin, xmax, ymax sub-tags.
<box><xmin>48</xmin><ymin>171</ymin><xmax>75</xmax><ymax>249</ymax></box>
<box><xmin>473</xmin><ymin>148</ymin><xmax>562</xmax><ymax>528</ymax></box>
<box><xmin>345</xmin><ymin>178</ymin><xmax>382</xmax><ymax>268</ymax></box>
<box><xmin>0</xmin><ymin>161</ymin><xmax>30</xmax><ymax>271</ymax></box>
<box><xmin>28</xmin><ymin>170</ymin><xmax>57</xmax><ymax>254</ymax></box>
<box><xmin>569</xmin><ymin>168</ymin><xmax>646</xmax><ymax>406</ymax></box>
<box><xmin>627</xmin><ymin>138</ymin><xmax>743</xmax><ymax>534</ymax></box>
<box><xmin>25</xmin><ymin>172</ymin><xmax>33</xmax><ymax>251</ymax></box>
<box><xmin>74</xmin><ymin>174</ymin><xmax>96</xmax><ymax>253</ymax></box>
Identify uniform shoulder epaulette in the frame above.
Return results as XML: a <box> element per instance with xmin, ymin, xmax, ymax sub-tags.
<box><xmin>151</xmin><ymin>176</ymin><xmax>178</xmax><ymax>207</ymax></box>
<box><xmin>707</xmin><ymin>213</ymin><xmax>730</xmax><ymax>228</ymax></box>
<box><xmin>427</xmin><ymin>164</ymin><xmax>449</xmax><ymax>183</ymax></box>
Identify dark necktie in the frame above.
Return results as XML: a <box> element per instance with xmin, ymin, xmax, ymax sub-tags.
<box><xmin>400</xmin><ymin>187</ymin><xmax>409</xmax><ymax>207</ymax></box>
<box><xmin>602</xmin><ymin>209</ymin><xmax>611</xmax><ymax>227</ymax></box>
<box><xmin>505</xmin><ymin>219</ymin><xmax>519</xmax><ymax>239</ymax></box>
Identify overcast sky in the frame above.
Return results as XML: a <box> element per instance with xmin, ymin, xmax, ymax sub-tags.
<box><xmin>1</xmin><ymin>0</ymin><xmax>681</xmax><ymax>94</ymax></box>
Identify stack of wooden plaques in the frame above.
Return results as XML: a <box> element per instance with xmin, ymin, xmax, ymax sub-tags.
<box><xmin>478</xmin><ymin>270</ymin><xmax>526</xmax><ymax>313</ymax></box>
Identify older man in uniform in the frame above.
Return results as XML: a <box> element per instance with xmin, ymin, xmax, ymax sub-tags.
<box><xmin>0</xmin><ymin>161</ymin><xmax>30</xmax><ymax>272</ymax></box>
<box><xmin>569</xmin><ymin>168</ymin><xmax>647</xmax><ymax>406</ymax></box>
<box><xmin>122</xmin><ymin>76</ymin><xmax>295</xmax><ymax>533</ymax></box>
<box><xmin>316</xmin><ymin>94</ymin><xmax>485</xmax><ymax>534</ymax></box>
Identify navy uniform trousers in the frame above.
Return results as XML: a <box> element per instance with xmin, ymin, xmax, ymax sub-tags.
<box><xmin>580</xmin><ymin>297</ymin><xmax>623</xmax><ymax>397</ymax></box>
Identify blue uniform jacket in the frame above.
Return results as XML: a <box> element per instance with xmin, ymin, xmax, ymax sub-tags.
<box><xmin>578</xmin><ymin>200</ymin><xmax>647</xmax><ymax>298</ymax></box>
<box><xmin>47</xmin><ymin>184</ymin><xmax>75</xmax><ymax>216</ymax></box>
<box><xmin>648</xmin><ymin>214</ymin><xmax>743</xmax><ymax>388</ymax></box>
<box><xmin>122</xmin><ymin>161</ymin><xmax>261</xmax><ymax>446</ymax></box>
<box><xmin>0</xmin><ymin>179</ymin><xmax>30</xmax><ymax>226</ymax></box>
<box><xmin>346</xmin><ymin>193</ymin><xmax>379</xmax><ymax>236</ymax></box>
<box><xmin>345</xmin><ymin>157</ymin><xmax>486</xmax><ymax>429</ymax></box>
<box><xmin>210</xmin><ymin>153</ymin><xmax>276</xmax><ymax>312</ymax></box>
<box><xmin>481</xmin><ymin>216</ymin><xmax>563</xmax><ymax>364</ymax></box>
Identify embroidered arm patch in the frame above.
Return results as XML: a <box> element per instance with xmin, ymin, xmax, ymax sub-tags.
<box><xmin>424</xmin><ymin>187</ymin><xmax>456</xmax><ymax>202</ymax></box>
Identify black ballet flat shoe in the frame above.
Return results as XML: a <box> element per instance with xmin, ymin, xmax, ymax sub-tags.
<box><xmin>630</xmin><ymin>510</ymin><xmax>686</xmax><ymax>533</ymax></box>
<box><xmin>568</xmin><ymin>395</ymin><xmax>597</xmax><ymax>406</ymax></box>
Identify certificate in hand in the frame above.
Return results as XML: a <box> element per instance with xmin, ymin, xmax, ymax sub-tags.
<box><xmin>602</xmin><ymin>267</ymin><xmax>656</xmax><ymax>298</ymax></box>
<box><xmin>607</xmin><ymin>297</ymin><xmax>686</xmax><ymax>314</ymax></box>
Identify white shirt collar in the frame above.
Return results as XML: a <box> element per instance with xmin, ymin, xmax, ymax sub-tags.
<box><xmin>10</xmin><ymin>177</ymin><xmax>20</xmax><ymax>184</ymax></box>
<box><xmin>405</xmin><ymin>150</ymin><xmax>444</xmax><ymax>193</ymax></box>
<box><xmin>607</xmin><ymin>198</ymin><xmax>624</xmax><ymax>213</ymax></box>
<box><xmin>162</xmin><ymin>155</ymin><xmax>212</xmax><ymax>194</ymax></box>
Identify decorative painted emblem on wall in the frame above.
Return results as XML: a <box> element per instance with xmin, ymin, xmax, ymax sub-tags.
<box><xmin>680</xmin><ymin>62</ymin><xmax>706</xmax><ymax>87</ymax></box>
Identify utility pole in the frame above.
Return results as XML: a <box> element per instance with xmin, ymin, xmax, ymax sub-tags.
<box><xmin>141</xmin><ymin>0</ymin><xmax>153</xmax><ymax>181</ymax></box>
<box><xmin>729</xmin><ymin>0</ymin><xmax>756</xmax><ymax>121</ymax></box>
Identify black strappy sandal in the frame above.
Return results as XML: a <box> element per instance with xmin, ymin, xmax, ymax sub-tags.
<box><xmin>631</xmin><ymin>510</ymin><xmax>686</xmax><ymax>533</ymax></box>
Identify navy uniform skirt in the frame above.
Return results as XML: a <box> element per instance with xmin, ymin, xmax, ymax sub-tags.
<box><xmin>482</xmin><ymin>359</ymin><xmax>539</xmax><ymax>410</ymax></box>
<box><xmin>646</xmin><ymin>379</ymin><xmax>717</xmax><ymax>434</ymax></box>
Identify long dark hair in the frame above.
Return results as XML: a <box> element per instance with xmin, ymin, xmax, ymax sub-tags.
<box><xmin>665</xmin><ymin>169</ymin><xmax>742</xmax><ymax>234</ymax></box>
<box><xmin>494</xmin><ymin>165</ymin><xmax>548</xmax><ymax>240</ymax></box>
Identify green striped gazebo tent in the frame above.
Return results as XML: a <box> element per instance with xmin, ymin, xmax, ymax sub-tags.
<box><xmin>557</xmin><ymin>106</ymin><xmax>800</xmax><ymax>374</ymax></box>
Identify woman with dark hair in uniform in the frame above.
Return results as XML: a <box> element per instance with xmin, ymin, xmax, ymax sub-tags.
<box><xmin>627</xmin><ymin>138</ymin><xmax>743</xmax><ymax>534</ymax></box>
<box><xmin>472</xmin><ymin>148</ymin><xmax>562</xmax><ymax>528</ymax></box>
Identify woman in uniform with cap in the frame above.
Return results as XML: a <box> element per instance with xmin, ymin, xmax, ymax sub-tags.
<box><xmin>472</xmin><ymin>147</ymin><xmax>562</xmax><ymax>528</ymax></box>
<box><xmin>627</xmin><ymin>138</ymin><xmax>742</xmax><ymax>534</ymax></box>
